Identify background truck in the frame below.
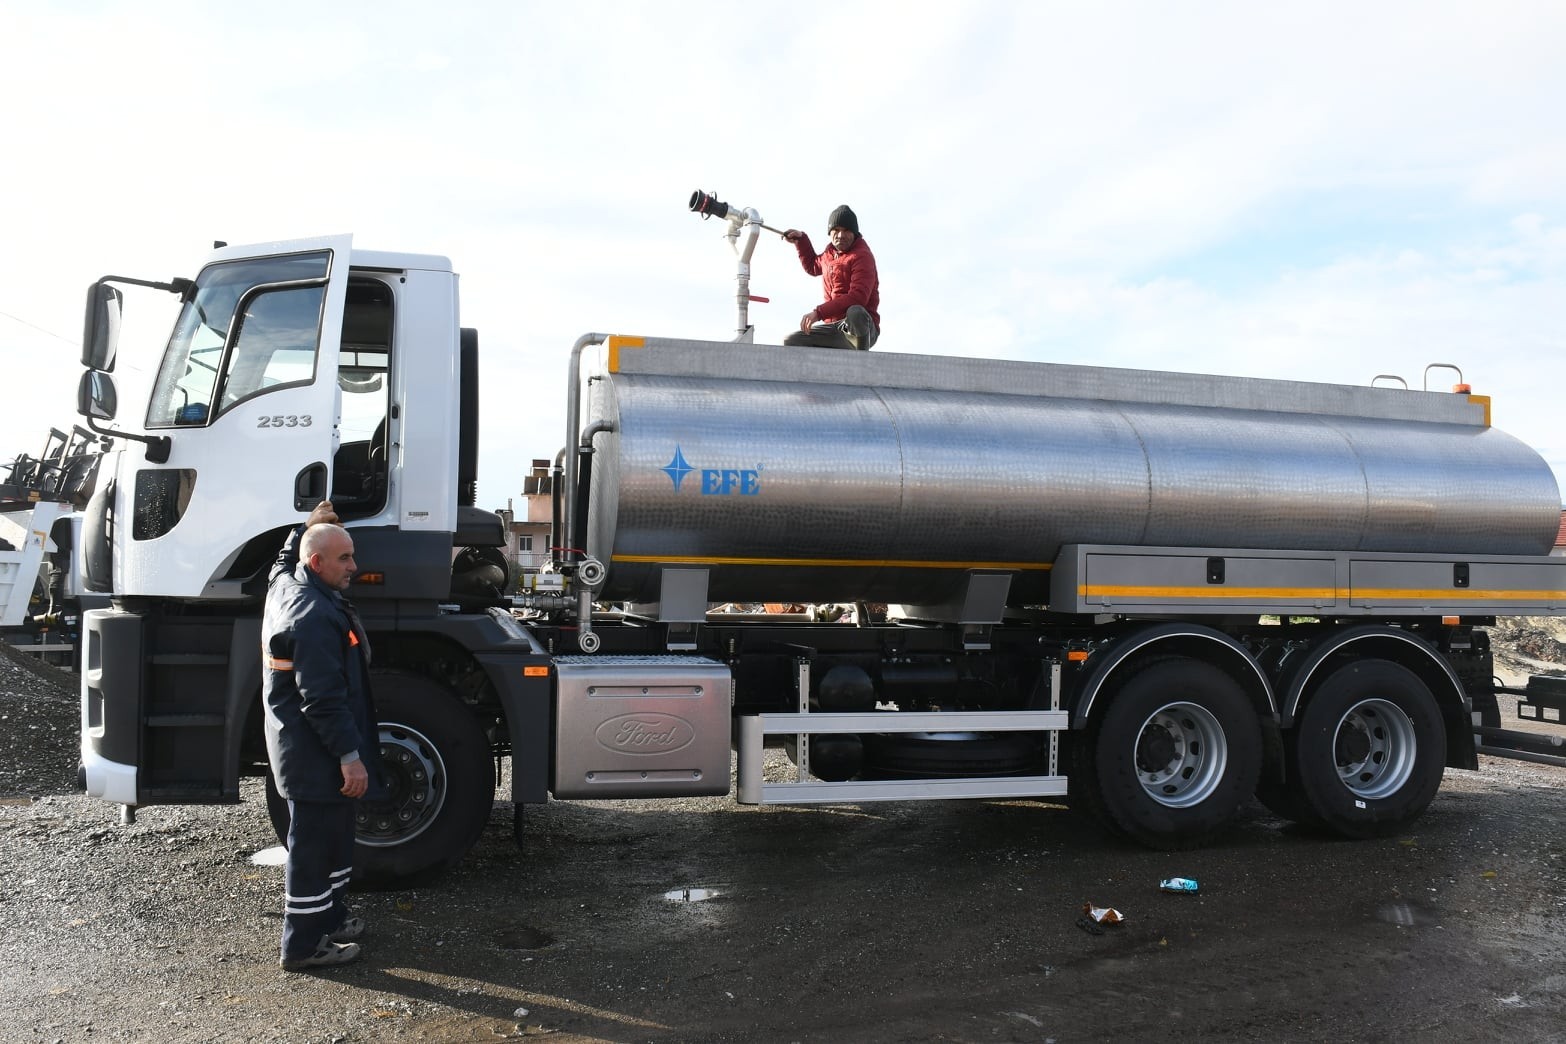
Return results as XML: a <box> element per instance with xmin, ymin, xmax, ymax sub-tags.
<box><xmin>0</xmin><ymin>426</ymin><xmax>108</xmax><ymax>667</ymax></box>
<box><xmin>74</xmin><ymin>211</ymin><xmax>1566</xmax><ymax>883</ymax></box>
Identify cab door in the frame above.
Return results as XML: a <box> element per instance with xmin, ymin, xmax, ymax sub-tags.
<box><xmin>117</xmin><ymin>235</ymin><xmax>352</xmax><ymax>598</ymax></box>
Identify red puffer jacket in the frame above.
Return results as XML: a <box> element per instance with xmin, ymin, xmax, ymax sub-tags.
<box><xmin>793</xmin><ymin>235</ymin><xmax>880</xmax><ymax>329</ymax></box>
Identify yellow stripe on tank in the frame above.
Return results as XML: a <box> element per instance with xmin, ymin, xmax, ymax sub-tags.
<box><xmin>1467</xmin><ymin>394</ymin><xmax>1491</xmax><ymax>427</ymax></box>
<box><xmin>1351</xmin><ymin>587</ymin><xmax>1563</xmax><ymax>601</ymax></box>
<box><xmin>606</xmin><ymin>335</ymin><xmax>645</xmax><ymax>373</ymax></box>
<box><xmin>1081</xmin><ymin>584</ymin><xmax>1335</xmax><ymax>600</ymax></box>
<box><xmin>1080</xmin><ymin>584</ymin><xmax>1562</xmax><ymax>602</ymax></box>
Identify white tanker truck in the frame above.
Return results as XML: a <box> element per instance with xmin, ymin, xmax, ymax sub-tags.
<box><xmin>74</xmin><ymin>206</ymin><xmax>1566</xmax><ymax>882</ymax></box>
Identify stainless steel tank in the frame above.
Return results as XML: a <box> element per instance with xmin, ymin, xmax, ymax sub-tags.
<box><xmin>583</xmin><ymin>340</ymin><xmax>1561</xmax><ymax>606</ymax></box>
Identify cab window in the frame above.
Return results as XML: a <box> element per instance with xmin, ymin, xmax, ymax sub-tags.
<box><xmin>329</xmin><ymin>278</ymin><xmax>394</xmax><ymax>518</ymax></box>
<box><xmin>146</xmin><ymin>251</ymin><xmax>329</xmax><ymax>427</ymax></box>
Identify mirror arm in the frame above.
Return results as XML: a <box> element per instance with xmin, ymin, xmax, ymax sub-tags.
<box><xmin>82</xmin><ymin>415</ymin><xmax>170</xmax><ymax>464</ymax></box>
<box><xmin>99</xmin><ymin>274</ymin><xmax>195</xmax><ymax>298</ymax></box>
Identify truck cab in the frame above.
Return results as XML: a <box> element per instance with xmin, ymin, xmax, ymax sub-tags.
<box><xmin>77</xmin><ymin>237</ymin><xmax>525</xmax><ymax>836</ymax></box>
<box><xmin>78</xmin><ymin>237</ymin><xmax>486</xmax><ymax>602</ymax></box>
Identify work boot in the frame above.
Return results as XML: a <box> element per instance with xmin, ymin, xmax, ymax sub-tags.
<box><xmin>329</xmin><ymin>914</ymin><xmax>366</xmax><ymax>943</ymax></box>
<box><xmin>280</xmin><ymin>939</ymin><xmax>361</xmax><ymax>972</ymax></box>
<box><xmin>839</xmin><ymin>305</ymin><xmax>877</xmax><ymax>350</ymax></box>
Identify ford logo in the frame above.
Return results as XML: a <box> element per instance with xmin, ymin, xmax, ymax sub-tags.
<box><xmin>594</xmin><ymin>713</ymin><xmax>696</xmax><ymax>755</ymax></box>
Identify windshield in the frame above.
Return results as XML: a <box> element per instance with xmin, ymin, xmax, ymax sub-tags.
<box><xmin>146</xmin><ymin>251</ymin><xmax>331</xmax><ymax>427</ymax></box>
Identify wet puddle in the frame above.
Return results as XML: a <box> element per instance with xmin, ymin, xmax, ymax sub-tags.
<box><xmin>496</xmin><ymin>924</ymin><xmax>555</xmax><ymax>950</ymax></box>
<box><xmin>663</xmin><ymin>887</ymin><xmax>722</xmax><ymax>903</ymax></box>
<box><xmin>1375</xmin><ymin>900</ymin><xmax>1438</xmax><ymax>927</ymax></box>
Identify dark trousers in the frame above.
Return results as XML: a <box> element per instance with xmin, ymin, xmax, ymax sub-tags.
<box><xmin>782</xmin><ymin>305</ymin><xmax>879</xmax><ymax>350</ymax></box>
<box><xmin>281</xmin><ymin>799</ymin><xmax>355</xmax><ymax>960</ymax></box>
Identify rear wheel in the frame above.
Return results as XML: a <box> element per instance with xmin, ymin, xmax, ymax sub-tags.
<box><xmin>263</xmin><ymin>669</ymin><xmax>494</xmax><ymax>884</ymax></box>
<box><xmin>1071</xmin><ymin>657</ymin><xmax>1261</xmax><ymax>849</ymax></box>
<box><xmin>1289</xmin><ymin>660</ymin><xmax>1445</xmax><ymax>838</ymax></box>
<box><xmin>1253</xmin><ymin>775</ymin><xmax>1324</xmax><ymax>828</ymax></box>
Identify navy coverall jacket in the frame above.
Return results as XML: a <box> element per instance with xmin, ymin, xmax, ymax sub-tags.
<box><xmin>262</xmin><ymin>528</ymin><xmax>382</xmax><ymax>803</ymax></box>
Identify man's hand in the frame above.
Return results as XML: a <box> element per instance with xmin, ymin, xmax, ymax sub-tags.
<box><xmin>799</xmin><ymin>309</ymin><xmax>820</xmax><ymax>332</ymax></box>
<box><xmin>783</xmin><ymin>229</ymin><xmax>803</xmax><ymax>243</ymax></box>
<box><xmin>306</xmin><ymin>501</ymin><xmax>339</xmax><ymax>529</ymax></box>
<box><xmin>340</xmin><ymin>758</ymin><xmax>368</xmax><ymax>798</ymax></box>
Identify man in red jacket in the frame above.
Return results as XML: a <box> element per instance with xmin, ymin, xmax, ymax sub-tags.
<box><xmin>782</xmin><ymin>204</ymin><xmax>880</xmax><ymax>349</ymax></box>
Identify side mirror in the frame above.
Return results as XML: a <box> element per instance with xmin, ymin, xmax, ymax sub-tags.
<box><xmin>77</xmin><ymin>369</ymin><xmax>118</xmax><ymax>422</ymax></box>
<box><xmin>82</xmin><ymin>282</ymin><xmax>123</xmax><ymax>372</ymax></box>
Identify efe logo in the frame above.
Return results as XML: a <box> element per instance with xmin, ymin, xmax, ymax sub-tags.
<box><xmin>661</xmin><ymin>445</ymin><xmax>761</xmax><ymax>496</ymax></box>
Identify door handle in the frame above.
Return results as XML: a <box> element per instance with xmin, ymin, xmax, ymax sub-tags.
<box><xmin>294</xmin><ymin>462</ymin><xmax>327</xmax><ymax>511</ymax></box>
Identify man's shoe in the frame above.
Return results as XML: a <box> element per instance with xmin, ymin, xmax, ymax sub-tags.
<box><xmin>329</xmin><ymin>915</ymin><xmax>366</xmax><ymax>943</ymax></box>
<box><xmin>280</xmin><ymin>940</ymin><xmax>361</xmax><ymax>972</ymax></box>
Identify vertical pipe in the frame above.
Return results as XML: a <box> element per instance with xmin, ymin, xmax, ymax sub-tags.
<box><xmin>731</xmin><ymin>209</ymin><xmax>761</xmax><ymax>339</ymax></box>
<box><xmin>562</xmin><ymin>333</ymin><xmax>606</xmax><ymax>565</ymax></box>
<box><xmin>549</xmin><ymin>448</ymin><xmax>565</xmax><ymax>569</ymax></box>
<box><xmin>573</xmin><ymin>450</ymin><xmax>594</xmax><ymax>560</ymax></box>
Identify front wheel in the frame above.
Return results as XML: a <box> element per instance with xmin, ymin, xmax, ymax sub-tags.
<box><xmin>1288</xmin><ymin>660</ymin><xmax>1445</xmax><ymax>838</ymax></box>
<box><xmin>263</xmin><ymin>669</ymin><xmax>495</xmax><ymax>884</ymax></box>
<box><xmin>1071</xmin><ymin>657</ymin><xmax>1261</xmax><ymax>849</ymax></box>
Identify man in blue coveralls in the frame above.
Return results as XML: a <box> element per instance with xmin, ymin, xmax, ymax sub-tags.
<box><xmin>263</xmin><ymin>500</ymin><xmax>381</xmax><ymax>971</ymax></box>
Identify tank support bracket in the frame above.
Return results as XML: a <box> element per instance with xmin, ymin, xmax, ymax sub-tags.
<box><xmin>894</xmin><ymin>572</ymin><xmax>1013</xmax><ymax>630</ymax></box>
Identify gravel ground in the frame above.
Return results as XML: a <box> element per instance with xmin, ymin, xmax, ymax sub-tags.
<box><xmin>3</xmin><ymin>641</ymin><xmax>1565</xmax><ymax>1043</ymax></box>
<box><xmin>0</xmin><ymin>642</ymin><xmax>78</xmax><ymax>798</ymax></box>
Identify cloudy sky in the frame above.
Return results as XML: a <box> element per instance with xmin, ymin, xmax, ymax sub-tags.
<box><xmin>3</xmin><ymin>1</ymin><xmax>1564</xmax><ymax>509</ymax></box>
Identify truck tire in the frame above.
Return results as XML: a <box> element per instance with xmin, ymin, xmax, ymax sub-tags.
<box><xmin>1288</xmin><ymin>659</ymin><xmax>1444</xmax><ymax>839</ymax></box>
<box><xmin>1070</xmin><ymin>657</ymin><xmax>1261</xmax><ymax>849</ymax></box>
<box><xmin>262</xmin><ymin>669</ymin><xmax>494</xmax><ymax>885</ymax></box>
<box><xmin>1253</xmin><ymin>776</ymin><xmax>1324</xmax><ymax>829</ymax></box>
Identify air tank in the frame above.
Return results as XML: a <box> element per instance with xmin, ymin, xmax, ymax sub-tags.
<box><xmin>582</xmin><ymin>340</ymin><xmax>1561</xmax><ymax>607</ymax></box>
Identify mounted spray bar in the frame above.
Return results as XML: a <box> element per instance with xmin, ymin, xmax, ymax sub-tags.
<box><xmin>688</xmin><ymin>189</ymin><xmax>780</xmax><ymax>342</ymax></box>
<box><xmin>533</xmin><ymin>194</ymin><xmax>786</xmax><ymax>647</ymax></box>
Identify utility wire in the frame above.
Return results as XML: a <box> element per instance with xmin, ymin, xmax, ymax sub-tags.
<box><xmin>0</xmin><ymin>309</ymin><xmax>75</xmax><ymax>345</ymax></box>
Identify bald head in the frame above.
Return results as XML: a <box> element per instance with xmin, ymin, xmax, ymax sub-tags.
<box><xmin>302</xmin><ymin>524</ymin><xmax>356</xmax><ymax>591</ymax></box>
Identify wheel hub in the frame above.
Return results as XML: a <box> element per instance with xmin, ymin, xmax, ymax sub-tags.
<box><xmin>1332</xmin><ymin>698</ymin><xmax>1418</xmax><ymax>800</ymax></box>
<box><xmin>1335</xmin><ymin>720</ymin><xmax>1373</xmax><ymax>765</ymax></box>
<box><xmin>356</xmin><ymin>721</ymin><xmax>448</xmax><ymax>847</ymax></box>
<box><xmin>1136</xmin><ymin>724</ymin><xmax>1178</xmax><ymax>772</ymax></box>
<box><xmin>1134</xmin><ymin>701</ymin><xmax>1229</xmax><ymax>809</ymax></box>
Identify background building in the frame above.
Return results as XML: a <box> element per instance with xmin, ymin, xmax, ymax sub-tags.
<box><xmin>494</xmin><ymin>458</ymin><xmax>553</xmax><ymax>584</ymax></box>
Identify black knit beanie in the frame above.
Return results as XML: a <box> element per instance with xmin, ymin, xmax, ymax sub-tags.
<box><xmin>827</xmin><ymin>205</ymin><xmax>859</xmax><ymax>234</ymax></box>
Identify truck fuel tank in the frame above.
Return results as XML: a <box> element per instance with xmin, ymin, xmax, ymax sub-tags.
<box><xmin>552</xmin><ymin>655</ymin><xmax>732</xmax><ymax>799</ymax></box>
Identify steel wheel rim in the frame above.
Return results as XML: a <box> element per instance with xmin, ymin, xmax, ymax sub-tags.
<box><xmin>1333</xmin><ymin>698</ymin><xmax>1417</xmax><ymax>800</ymax></box>
<box><xmin>1134</xmin><ymin>701</ymin><xmax>1229</xmax><ymax>808</ymax></box>
<box><xmin>356</xmin><ymin>721</ymin><xmax>448</xmax><ymax>847</ymax></box>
